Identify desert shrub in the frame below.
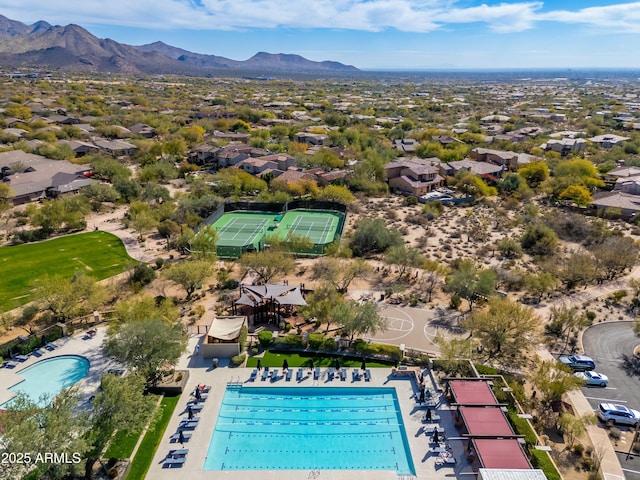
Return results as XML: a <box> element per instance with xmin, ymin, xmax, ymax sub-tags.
<box><xmin>230</xmin><ymin>354</ymin><xmax>246</xmax><ymax>367</ymax></box>
<box><xmin>258</xmin><ymin>330</ymin><xmax>273</xmax><ymax>347</ymax></box>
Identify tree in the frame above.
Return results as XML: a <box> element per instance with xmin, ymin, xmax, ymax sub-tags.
<box><xmin>31</xmin><ymin>272</ymin><xmax>109</xmax><ymax>322</ymax></box>
<box><xmin>591</xmin><ymin>236</ymin><xmax>639</xmax><ymax>280</ymax></box>
<box><xmin>384</xmin><ymin>244</ymin><xmax>424</xmax><ymax>280</ymax></box>
<box><xmin>316</xmin><ymin>185</ymin><xmax>355</xmax><ymax>204</ymax></box>
<box><xmin>85</xmin><ymin>373</ymin><xmax>156</xmax><ymax>478</ymax></box>
<box><xmin>545</xmin><ymin>305</ymin><xmax>591</xmax><ymax>353</ymax></box>
<box><xmin>496</xmin><ymin>237</ymin><xmax>523</xmax><ymax>259</ymax></box>
<box><xmin>300</xmin><ymin>282</ymin><xmax>344</xmax><ymax>333</ymax></box>
<box><xmin>311</xmin><ymin>257</ymin><xmax>371</xmax><ymax>293</ymax></box>
<box><xmin>524</xmin><ymin>271</ymin><xmax>558</xmax><ymax>303</ymax></box>
<box><xmin>558</xmin><ymin>412</ymin><xmax>594</xmax><ymax>448</ymax></box>
<box><xmin>163</xmin><ymin>260</ymin><xmax>212</xmax><ymax>300</ymax></box>
<box><xmin>333</xmin><ymin>300</ymin><xmax>387</xmax><ymax>345</ymax></box>
<box><xmin>528</xmin><ymin>360</ymin><xmax>584</xmax><ymax>410</ymax></box>
<box><xmin>518</xmin><ymin>161</ymin><xmax>549</xmax><ymax>188</ymax></box>
<box><xmin>350</xmin><ymin>218</ymin><xmax>403</xmax><ymax>257</ymax></box>
<box><xmin>444</xmin><ymin>259</ymin><xmax>497</xmax><ymax>311</ymax></box>
<box><xmin>558</xmin><ymin>185</ymin><xmax>593</xmax><ymax>206</ymax></box>
<box><xmin>557</xmin><ymin>252</ymin><xmax>598</xmax><ymax>289</ymax></box>
<box><xmin>0</xmin><ymin>390</ymin><xmax>90</xmax><ymax>480</ymax></box>
<box><xmin>104</xmin><ymin>317</ymin><xmax>187</xmax><ymax>380</ymax></box>
<box><xmin>462</xmin><ymin>296</ymin><xmax>541</xmax><ymax>358</ymax></box>
<box><xmin>190</xmin><ymin>224</ymin><xmax>218</xmax><ymax>261</ymax></box>
<box><xmin>239</xmin><ymin>249</ymin><xmax>294</xmax><ymax>284</ymax></box>
<box><xmin>114</xmin><ymin>295</ymin><xmax>179</xmax><ymax>328</ymax></box>
<box><xmin>520</xmin><ymin>224</ymin><xmax>558</xmax><ymax>256</ymax></box>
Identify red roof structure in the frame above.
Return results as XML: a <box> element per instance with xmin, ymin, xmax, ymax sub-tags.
<box><xmin>459</xmin><ymin>406</ymin><xmax>514</xmax><ymax>436</ymax></box>
<box><xmin>473</xmin><ymin>439</ymin><xmax>531</xmax><ymax>469</ymax></box>
<box><xmin>449</xmin><ymin>380</ymin><xmax>498</xmax><ymax>405</ymax></box>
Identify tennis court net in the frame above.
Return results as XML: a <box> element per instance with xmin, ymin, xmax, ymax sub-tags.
<box><xmin>218</xmin><ymin>225</ymin><xmax>266</xmax><ymax>234</ymax></box>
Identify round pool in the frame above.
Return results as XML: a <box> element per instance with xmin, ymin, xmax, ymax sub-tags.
<box><xmin>3</xmin><ymin>355</ymin><xmax>90</xmax><ymax>407</ymax></box>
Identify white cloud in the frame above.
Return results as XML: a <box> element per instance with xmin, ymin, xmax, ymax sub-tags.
<box><xmin>1</xmin><ymin>1</ymin><xmax>640</xmax><ymax>34</ymax></box>
<box><xmin>538</xmin><ymin>2</ymin><xmax>640</xmax><ymax>33</ymax></box>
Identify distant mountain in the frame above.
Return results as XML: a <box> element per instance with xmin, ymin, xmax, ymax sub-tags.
<box><xmin>0</xmin><ymin>15</ymin><xmax>359</xmax><ymax>75</ymax></box>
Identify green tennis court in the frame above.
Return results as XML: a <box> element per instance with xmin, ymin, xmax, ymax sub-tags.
<box><xmin>276</xmin><ymin>210</ymin><xmax>343</xmax><ymax>245</ymax></box>
<box><xmin>204</xmin><ymin>209</ymin><xmax>345</xmax><ymax>258</ymax></box>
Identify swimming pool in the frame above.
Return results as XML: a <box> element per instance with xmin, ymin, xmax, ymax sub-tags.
<box><xmin>204</xmin><ymin>386</ymin><xmax>415</xmax><ymax>475</ymax></box>
<box><xmin>2</xmin><ymin>355</ymin><xmax>90</xmax><ymax>407</ymax></box>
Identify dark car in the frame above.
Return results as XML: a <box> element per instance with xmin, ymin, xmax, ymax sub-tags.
<box><xmin>558</xmin><ymin>354</ymin><xmax>595</xmax><ymax>371</ymax></box>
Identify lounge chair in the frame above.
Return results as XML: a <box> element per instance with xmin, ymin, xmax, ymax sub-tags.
<box><xmin>328</xmin><ymin>367</ymin><xmax>335</xmax><ymax>380</ymax></box>
<box><xmin>285</xmin><ymin>369</ymin><xmax>292</xmax><ymax>381</ymax></box>
<box><xmin>188</xmin><ymin>395</ymin><xmax>207</xmax><ymax>404</ymax></box>
<box><xmin>169</xmin><ymin>432</ymin><xmax>192</xmax><ymax>443</ymax></box>
<box><xmin>15</xmin><ymin>354</ymin><xmax>29</xmax><ymax>362</ymax></box>
<box><xmin>425</xmin><ymin>426</ymin><xmax>445</xmax><ymax>435</ymax></box>
<box><xmin>163</xmin><ymin>456</ymin><xmax>186</xmax><ymax>468</ymax></box>
<box><xmin>32</xmin><ymin>348</ymin><xmax>45</xmax><ymax>357</ymax></box>
<box><xmin>340</xmin><ymin>369</ymin><xmax>347</xmax><ymax>381</ymax></box>
<box><xmin>296</xmin><ymin>368</ymin><xmax>304</xmax><ymax>381</ymax></box>
<box><xmin>249</xmin><ymin>369</ymin><xmax>257</xmax><ymax>381</ymax></box>
<box><xmin>197</xmin><ymin>385</ymin><xmax>211</xmax><ymax>393</ymax></box>
<box><xmin>178</xmin><ymin>421</ymin><xmax>198</xmax><ymax>430</ymax></box>
<box><xmin>185</xmin><ymin>404</ymin><xmax>203</xmax><ymax>413</ymax></box>
<box><xmin>168</xmin><ymin>448</ymin><xmax>189</xmax><ymax>458</ymax></box>
<box><xmin>364</xmin><ymin>369</ymin><xmax>371</xmax><ymax>381</ymax></box>
<box><xmin>181</xmin><ymin>416</ymin><xmax>200</xmax><ymax>423</ymax></box>
<box><xmin>435</xmin><ymin>456</ymin><xmax>456</xmax><ymax>467</ymax></box>
<box><xmin>270</xmin><ymin>369</ymin><xmax>279</xmax><ymax>382</ymax></box>
<box><xmin>44</xmin><ymin>342</ymin><xmax>57</xmax><ymax>351</ymax></box>
<box><xmin>313</xmin><ymin>367</ymin><xmax>320</xmax><ymax>380</ymax></box>
<box><xmin>261</xmin><ymin>368</ymin><xmax>270</xmax><ymax>381</ymax></box>
<box><xmin>422</xmin><ymin>413</ymin><xmax>441</xmax><ymax>423</ymax></box>
<box><xmin>352</xmin><ymin>368</ymin><xmax>360</xmax><ymax>381</ymax></box>
<box><xmin>3</xmin><ymin>360</ymin><xmax>18</xmax><ymax>369</ymax></box>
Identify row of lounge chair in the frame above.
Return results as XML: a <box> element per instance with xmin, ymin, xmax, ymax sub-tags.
<box><xmin>248</xmin><ymin>367</ymin><xmax>372</xmax><ymax>383</ymax></box>
<box><xmin>163</xmin><ymin>384</ymin><xmax>211</xmax><ymax>468</ymax></box>
<box><xmin>1</xmin><ymin>342</ymin><xmax>59</xmax><ymax>369</ymax></box>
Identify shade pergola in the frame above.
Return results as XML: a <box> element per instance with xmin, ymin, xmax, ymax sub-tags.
<box><xmin>472</xmin><ymin>439</ymin><xmax>531</xmax><ymax>470</ymax></box>
<box><xmin>207</xmin><ymin>316</ymin><xmax>247</xmax><ymax>342</ymax></box>
<box><xmin>449</xmin><ymin>379</ymin><xmax>498</xmax><ymax>405</ymax></box>
<box><xmin>459</xmin><ymin>406</ymin><xmax>514</xmax><ymax>437</ymax></box>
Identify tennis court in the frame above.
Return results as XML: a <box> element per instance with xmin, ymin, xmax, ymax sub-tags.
<box><xmin>277</xmin><ymin>210</ymin><xmax>343</xmax><ymax>245</ymax></box>
<box><xmin>203</xmin><ymin>209</ymin><xmax>345</xmax><ymax>258</ymax></box>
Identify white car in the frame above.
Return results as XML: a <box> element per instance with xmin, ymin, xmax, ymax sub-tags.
<box><xmin>574</xmin><ymin>371</ymin><xmax>608</xmax><ymax>387</ymax></box>
<box><xmin>598</xmin><ymin>403</ymin><xmax>640</xmax><ymax>427</ymax></box>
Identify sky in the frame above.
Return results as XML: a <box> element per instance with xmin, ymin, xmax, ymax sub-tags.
<box><xmin>1</xmin><ymin>1</ymin><xmax>640</xmax><ymax>70</ymax></box>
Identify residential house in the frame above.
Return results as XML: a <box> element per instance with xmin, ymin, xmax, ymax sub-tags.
<box><xmin>258</xmin><ymin>154</ymin><xmax>295</xmax><ymax>171</ymax></box>
<box><xmin>189</xmin><ymin>144</ymin><xmax>221</xmax><ymax>166</ymax></box>
<box><xmin>93</xmin><ymin>139</ymin><xmax>137</xmax><ymax>157</ymax></box>
<box><xmin>542</xmin><ymin>138</ymin><xmax>587</xmax><ymax>156</ymax></box>
<box><xmin>293</xmin><ymin>132</ymin><xmax>329</xmax><ymax>146</ymax></box>
<box><xmin>589</xmin><ymin>134</ymin><xmax>630</xmax><ymax>149</ymax></box>
<box><xmin>270</xmin><ymin>169</ymin><xmax>317</xmax><ymax>187</ymax></box>
<box><xmin>447</xmin><ymin>159</ymin><xmax>504</xmax><ymax>181</ymax></box>
<box><xmin>0</xmin><ymin>150</ymin><xmax>95</xmax><ymax>205</ymax></box>
<box><xmin>212</xmin><ymin>130</ymin><xmax>251</xmax><ymax>142</ymax></box>
<box><xmin>315</xmin><ymin>170</ymin><xmax>351</xmax><ymax>187</ymax></box>
<box><xmin>57</xmin><ymin>140</ymin><xmax>100</xmax><ymax>157</ymax></box>
<box><xmin>392</xmin><ymin>138</ymin><xmax>419</xmax><ymax>155</ymax></box>
<box><xmin>591</xmin><ymin>191</ymin><xmax>640</xmax><ymax>217</ymax></box>
<box><xmin>606</xmin><ymin>165</ymin><xmax>640</xmax><ymax>184</ymax></box>
<box><xmin>432</xmin><ymin>135</ymin><xmax>465</xmax><ymax>146</ymax></box>
<box><xmin>236</xmin><ymin>158</ymin><xmax>278</xmax><ymax>175</ymax></box>
<box><xmin>470</xmin><ymin>148</ymin><xmax>536</xmax><ymax>170</ymax></box>
<box><xmin>385</xmin><ymin>158</ymin><xmax>445</xmax><ymax>196</ymax></box>
<box><xmin>129</xmin><ymin>123</ymin><xmax>157</xmax><ymax>138</ymax></box>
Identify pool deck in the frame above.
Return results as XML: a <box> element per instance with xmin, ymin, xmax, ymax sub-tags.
<box><xmin>148</xmin><ymin>336</ymin><xmax>475</xmax><ymax>480</ymax></box>
<box><xmin>0</xmin><ymin>328</ymin><xmax>120</xmax><ymax>408</ymax></box>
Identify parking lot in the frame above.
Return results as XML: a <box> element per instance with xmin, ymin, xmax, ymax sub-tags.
<box><xmin>582</xmin><ymin>321</ymin><xmax>640</xmax><ymax>480</ymax></box>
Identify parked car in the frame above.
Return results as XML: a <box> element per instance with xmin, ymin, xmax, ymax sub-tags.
<box><xmin>558</xmin><ymin>354</ymin><xmax>595</xmax><ymax>371</ymax></box>
<box><xmin>574</xmin><ymin>370</ymin><xmax>609</xmax><ymax>387</ymax></box>
<box><xmin>597</xmin><ymin>403</ymin><xmax>640</xmax><ymax>427</ymax></box>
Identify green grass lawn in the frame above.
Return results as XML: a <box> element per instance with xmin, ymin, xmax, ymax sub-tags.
<box><xmin>0</xmin><ymin>231</ymin><xmax>136</xmax><ymax>311</ymax></box>
<box><xmin>126</xmin><ymin>394</ymin><xmax>179</xmax><ymax>480</ymax></box>
<box><xmin>246</xmin><ymin>351</ymin><xmax>392</xmax><ymax>369</ymax></box>
<box><xmin>104</xmin><ymin>429</ymin><xmax>140</xmax><ymax>459</ymax></box>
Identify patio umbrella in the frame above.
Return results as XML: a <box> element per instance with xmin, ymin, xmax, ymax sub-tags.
<box><xmin>309</xmin><ymin>359</ymin><xmax>314</xmax><ymax>371</ymax></box>
<box><xmin>283</xmin><ymin>359</ymin><xmax>289</xmax><ymax>371</ymax></box>
<box><xmin>361</xmin><ymin>358</ymin><xmax>366</xmax><ymax>371</ymax></box>
<box><xmin>419</xmin><ymin>388</ymin><xmax>426</xmax><ymax>403</ymax></box>
<box><xmin>334</xmin><ymin>358</ymin><xmax>340</xmax><ymax>371</ymax></box>
<box><xmin>257</xmin><ymin>359</ymin><xmax>262</xmax><ymax>371</ymax></box>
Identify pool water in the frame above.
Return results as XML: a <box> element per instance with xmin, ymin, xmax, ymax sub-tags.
<box><xmin>2</xmin><ymin>355</ymin><xmax>90</xmax><ymax>407</ymax></box>
<box><xmin>204</xmin><ymin>386</ymin><xmax>415</xmax><ymax>475</ymax></box>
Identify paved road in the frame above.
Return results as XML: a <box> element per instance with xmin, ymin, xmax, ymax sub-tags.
<box><xmin>582</xmin><ymin>321</ymin><xmax>640</xmax><ymax>480</ymax></box>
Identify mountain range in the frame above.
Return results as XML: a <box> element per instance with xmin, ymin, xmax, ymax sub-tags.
<box><xmin>0</xmin><ymin>15</ymin><xmax>358</xmax><ymax>75</ymax></box>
